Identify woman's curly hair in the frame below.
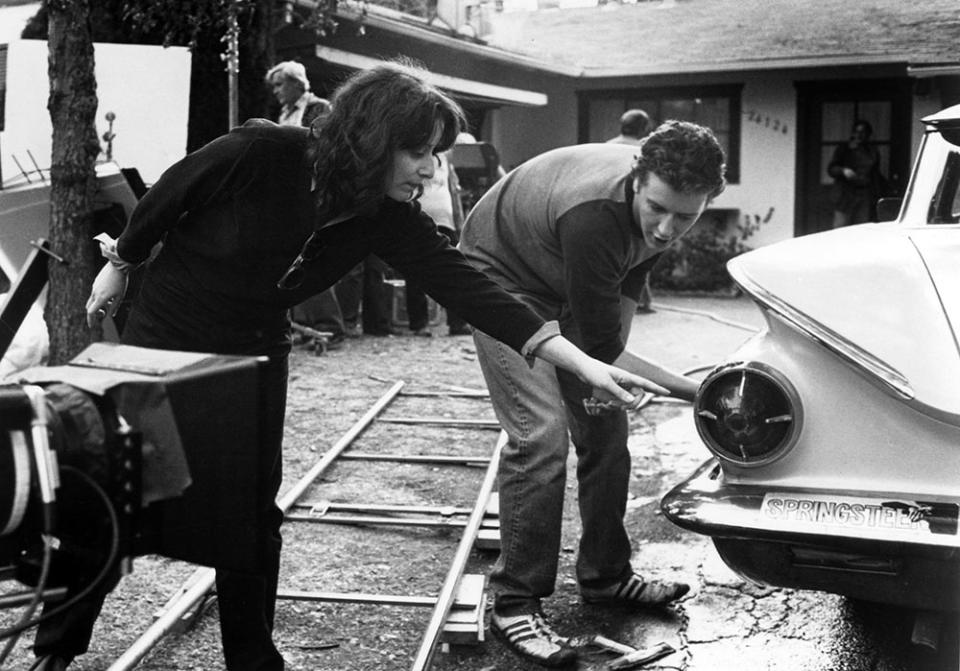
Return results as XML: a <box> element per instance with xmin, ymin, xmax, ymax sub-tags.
<box><xmin>631</xmin><ymin>120</ymin><xmax>727</xmax><ymax>200</ymax></box>
<box><xmin>308</xmin><ymin>60</ymin><xmax>466</xmax><ymax>217</ymax></box>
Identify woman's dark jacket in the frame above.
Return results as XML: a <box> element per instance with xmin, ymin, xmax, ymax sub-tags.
<box><xmin>116</xmin><ymin>120</ymin><xmax>549</xmax><ymax>357</ymax></box>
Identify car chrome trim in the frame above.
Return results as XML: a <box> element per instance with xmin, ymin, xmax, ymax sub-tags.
<box><xmin>729</xmin><ymin>264</ymin><xmax>915</xmax><ymax>400</ymax></box>
<box><xmin>661</xmin><ymin>460</ymin><xmax>960</xmax><ymax>551</ymax></box>
<box><xmin>694</xmin><ymin>361</ymin><xmax>802</xmax><ymax>468</ymax></box>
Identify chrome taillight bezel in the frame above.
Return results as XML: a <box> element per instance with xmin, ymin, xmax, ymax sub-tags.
<box><xmin>694</xmin><ymin>361</ymin><xmax>803</xmax><ymax>468</ymax></box>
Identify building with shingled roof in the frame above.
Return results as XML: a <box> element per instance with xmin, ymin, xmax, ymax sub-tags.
<box><xmin>286</xmin><ymin>0</ymin><xmax>960</xmax><ymax>241</ymax></box>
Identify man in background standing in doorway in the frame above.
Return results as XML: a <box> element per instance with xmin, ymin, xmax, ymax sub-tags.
<box><xmin>827</xmin><ymin>119</ymin><xmax>889</xmax><ymax>228</ymax></box>
<box><xmin>266</xmin><ymin>61</ymin><xmax>347</xmax><ymax>346</ymax></box>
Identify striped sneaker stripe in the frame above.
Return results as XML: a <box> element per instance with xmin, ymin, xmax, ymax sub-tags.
<box><xmin>502</xmin><ymin>620</ymin><xmax>537</xmax><ymax>641</ymax></box>
<box><xmin>618</xmin><ymin>576</ymin><xmax>646</xmax><ymax>600</ymax></box>
<box><xmin>582</xmin><ymin>573</ymin><xmax>690</xmax><ymax>606</ymax></box>
<box><xmin>491</xmin><ymin>612</ymin><xmax>577</xmax><ymax>667</ymax></box>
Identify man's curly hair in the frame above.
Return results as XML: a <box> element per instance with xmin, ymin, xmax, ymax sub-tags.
<box><xmin>631</xmin><ymin>120</ymin><xmax>727</xmax><ymax>200</ymax></box>
<box><xmin>308</xmin><ymin>59</ymin><xmax>466</xmax><ymax>217</ymax></box>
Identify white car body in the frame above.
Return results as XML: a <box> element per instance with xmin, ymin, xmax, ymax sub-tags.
<box><xmin>661</xmin><ymin>105</ymin><xmax>960</xmax><ymax>611</ymax></box>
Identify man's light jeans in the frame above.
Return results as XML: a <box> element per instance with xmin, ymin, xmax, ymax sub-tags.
<box><xmin>472</xmin><ymin>329</ymin><xmax>634</xmax><ymax>616</ymax></box>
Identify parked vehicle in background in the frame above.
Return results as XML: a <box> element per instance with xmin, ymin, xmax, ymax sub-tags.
<box><xmin>661</xmin><ymin>104</ymin><xmax>960</xmax><ymax>612</ymax></box>
<box><xmin>0</xmin><ymin>164</ymin><xmax>141</xmax><ymax>378</ymax></box>
<box><xmin>0</xmin><ymin>35</ymin><xmax>188</xmax><ymax>378</ymax></box>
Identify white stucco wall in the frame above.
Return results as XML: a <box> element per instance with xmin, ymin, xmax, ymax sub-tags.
<box><xmin>715</xmin><ymin>74</ymin><xmax>796</xmax><ymax>247</ymax></box>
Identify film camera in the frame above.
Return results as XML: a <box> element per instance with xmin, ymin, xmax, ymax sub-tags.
<box><xmin>1</xmin><ymin>379</ymin><xmax>139</xmax><ymax>621</ymax></box>
<box><xmin>0</xmin><ymin>245</ymin><xmax>271</xmax><ymax>645</ymax></box>
<box><xmin>0</xmin><ymin>345</ymin><xmax>271</xmax><ymax>642</ymax></box>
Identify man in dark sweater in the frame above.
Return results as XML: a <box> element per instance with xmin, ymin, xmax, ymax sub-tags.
<box><xmin>460</xmin><ymin>121</ymin><xmax>727</xmax><ymax>668</ymax></box>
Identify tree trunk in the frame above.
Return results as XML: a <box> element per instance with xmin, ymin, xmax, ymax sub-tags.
<box><xmin>46</xmin><ymin>0</ymin><xmax>101</xmax><ymax>365</ymax></box>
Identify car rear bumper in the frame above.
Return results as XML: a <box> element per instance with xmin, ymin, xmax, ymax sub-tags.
<box><xmin>661</xmin><ymin>459</ymin><xmax>960</xmax><ymax>610</ymax></box>
<box><xmin>661</xmin><ymin>459</ymin><xmax>960</xmax><ymax>550</ymax></box>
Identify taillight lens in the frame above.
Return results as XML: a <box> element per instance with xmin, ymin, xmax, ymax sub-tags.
<box><xmin>694</xmin><ymin>362</ymin><xmax>801</xmax><ymax>467</ymax></box>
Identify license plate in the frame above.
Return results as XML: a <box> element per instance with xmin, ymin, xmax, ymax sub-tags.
<box><xmin>760</xmin><ymin>492</ymin><xmax>959</xmax><ymax>545</ymax></box>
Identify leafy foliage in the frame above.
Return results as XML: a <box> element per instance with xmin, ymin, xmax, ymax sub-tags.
<box><xmin>650</xmin><ymin>211</ymin><xmax>760</xmax><ymax>293</ymax></box>
<box><xmin>120</xmin><ymin>0</ymin><xmax>246</xmax><ymax>48</ymax></box>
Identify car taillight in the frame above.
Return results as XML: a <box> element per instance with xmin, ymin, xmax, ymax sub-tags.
<box><xmin>694</xmin><ymin>362</ymin><xmax>801</xmax><ymax>467</ymax></box>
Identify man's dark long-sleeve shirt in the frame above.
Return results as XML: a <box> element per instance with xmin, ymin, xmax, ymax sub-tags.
<box><xmin>118</xmin><ymin>120</ymin><xmax>550</xmax><ymax>356</ymax></box>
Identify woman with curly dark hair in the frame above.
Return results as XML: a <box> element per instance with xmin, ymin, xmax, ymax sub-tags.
<box><xmin>58</xmin><ymin>62</ymin><xmax>666</xmax><ymax>671</ymax></box>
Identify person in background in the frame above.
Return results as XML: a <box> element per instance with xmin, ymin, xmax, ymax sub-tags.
<box><xmin>265</xmin><ymin>60</ymin><xmax>330</xmax><ymax>128</ymax></box>
<box><xmin>459</xmin><ymin>120</ymin><xmax>726</xmax><ymax>668</ymax></box>
<box><xmin>827</xmin><ymin>119</ymin><xmax>889</xmax><ymax>228</ymax></box>
<box><xmin>265</xmin><ymin>60</ymin><xmax>346</xmax><ymax>346</ymax></box>
<box><xmin>68</xmin><ymin>61</ymin><xmax>665</xmax><ymax>671</ymax></box>
<box><xmin>336</xmin><ymin>256</ymin><xmax>396</xmax><ymax>337</ymax></box>
<box><xmin>606</xmin><ymin>108</ymin><xmax>652</xmax><ymax>146</ymax></box>
<box><xmin>404</xmin><ymin>149</ymin><xmax>472</xmax><ymax>336</ymax></box>
<box><xmin>608</xmin><ymin>108</ymin><xmax>656</xmax><ymax>312</ymax></box>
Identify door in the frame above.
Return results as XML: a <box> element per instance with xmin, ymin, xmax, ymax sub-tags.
<box><xmin>795</xmin><ymin>79</ymin><xmax>912</xmax><ymax>236</ymax></box>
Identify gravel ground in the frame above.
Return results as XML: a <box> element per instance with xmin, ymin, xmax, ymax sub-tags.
<box><xmin>1</xmin><ymin>309</ymin><xmax>697</xmax><ymax>671</ymax></box>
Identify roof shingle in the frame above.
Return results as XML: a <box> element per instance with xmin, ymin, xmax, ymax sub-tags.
<box><xmin>483</xmin><ymin>0</ymin><xmax>960</xmax><ymax>75</ymax></box>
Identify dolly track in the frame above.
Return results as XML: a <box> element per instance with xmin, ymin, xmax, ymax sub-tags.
<box><xmin>107</xmin><ymin>380</ymin><xmax>499</xmax><ymax>671</ymax></box>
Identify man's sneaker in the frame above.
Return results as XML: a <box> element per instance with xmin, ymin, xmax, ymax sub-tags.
<box><xmin>581</xmin><ymin>573</ymin><xmax>690</xmax><ymax>608</ymax></box>
<box><xmin>490</xmin><ymin>611</ymin><xmax>577</xmax><ymax>668</ymax></box>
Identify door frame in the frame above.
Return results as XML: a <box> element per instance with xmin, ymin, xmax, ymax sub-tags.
<box><xmin>794</xmin><ymin>78</ymin><xmax>913</xmax><ymax>236</ymax></box>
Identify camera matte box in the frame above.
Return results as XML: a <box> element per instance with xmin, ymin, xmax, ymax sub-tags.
<box><xmin>18</xmin><ymin>343</ymin><xmax>270</xmax><ymax>573</ymax></box>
